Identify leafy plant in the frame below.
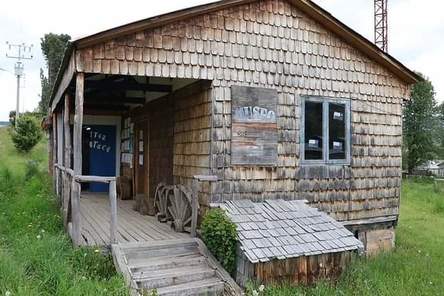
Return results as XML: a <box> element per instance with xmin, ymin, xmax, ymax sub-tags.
<box><xmin>10</xmin><ymin>115</ymin><xmax>42</xmax><ymax>153</ymax></box>
<box><xmin>201</xmin><ymin>208</ymin><xmax>238</xmax><ymax>274</ymax></box>
<box><xmin>25</xmin><ymin>160</ymin><xmax>40</xmax><ymax>179</ymax></box>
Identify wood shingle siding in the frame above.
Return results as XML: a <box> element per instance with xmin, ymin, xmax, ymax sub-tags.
<box><xmin>65</xmin><ymin>0</ymin><xmax>410</xmax><ymax>225</ymax></box>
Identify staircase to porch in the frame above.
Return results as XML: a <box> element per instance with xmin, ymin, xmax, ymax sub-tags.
<box><xmin>112</xmin><ymin>238</ymin><xmax>241</xmax><ymax>296</ymax></box>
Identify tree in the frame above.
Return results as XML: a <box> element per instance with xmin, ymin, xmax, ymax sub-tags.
<box><xmin>435</xmin><ymin>102</ymin><xmax>444</xmax><ymax>159</ymax></box>
<box><xmin>38</xmin><ymin>33</ymin><xmax>71</xmax><ymax>113</ymax></box>
<box><xmin>403</xmin><ymin>73</ymin><xmax>438</xmax><ymax>172</ymax></box>
<box><xmin>9</xmin><ymin>111</ymin><xmax>16</xmax><ymax>127</ymax></box>
<box><xmin>10</xmin><ymin>115</ymin><xmax>42</xmax><ymax>153</ymax></box>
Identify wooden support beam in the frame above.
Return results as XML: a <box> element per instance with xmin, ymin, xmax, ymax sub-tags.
<box><xmin>86</xmin><ymin>80</ymin><xmax>172</xmax><ymax>93</ymax></box>
<box><xmin>64</xmin><ymin>94</ymin><xmax>72</xmax><ymax>168</ymax></box>
<box><xmin>75</xmin><ymin>175</ymin><xmax>116</xmax><ymax>183</ymax></box>
<box><xmin>85</xmin><ymin>96</ymin><xmax>146</xmax><ymax>105</ymax></box>
<box><xmin>52</xmin><ymin>114</ymin><xmax>57</xmax><ymax>176</ymax></box>
<box><xmin>71</xmin><ymin>180</ymin><xmax>81</xmax><ymax>246</ymax></box>
<box><xmin>191</xmin><ymin>175</ymin><xmax>218</xmax><ymax>237</ymax></box>
<box><xmin>73</xmin><ymin>73</ymin><xmax>84</xmax><ymax>175</ymax></box>
<box><xmin>71</xmin><ymin>73</ymin><xmax>84</xmax><ymax>246</ymax></box>
<box><xmin>63</xmin><ymin>94</ymin><xmax>72</xmax><ymax>229</ymax></box>
<box><xmin>109</xmin><ymin>180</ymin><xmax>118</xmax><ymax>244</ymax></box>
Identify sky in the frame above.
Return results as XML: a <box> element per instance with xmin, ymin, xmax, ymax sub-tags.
<box><xmin>0</xmin><ymin>0</ymin><xmax>443</xmax><ymax>121</ymax></box>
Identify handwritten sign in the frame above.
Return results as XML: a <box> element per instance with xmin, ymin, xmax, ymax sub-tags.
<box><xmin>88</xmin><ymin>130</ymin><xmax>112</xmax><ymax>153</ymax></box>
<box><xmin>231</xmin><ymin>86</ymin><xmax>278</xmax><ymax>166</ymax></box>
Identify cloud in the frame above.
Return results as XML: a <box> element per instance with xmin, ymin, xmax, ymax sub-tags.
<box><xmin>0</xmin><ymin>0</ymin><xmax>442</xmax><ymax>120</ymax></box>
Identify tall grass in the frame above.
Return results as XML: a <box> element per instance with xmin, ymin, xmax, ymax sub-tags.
<box><xmin>0</xmin><ymin>128</ymin><xmax>128</xmax><ymax>295</ymax></box>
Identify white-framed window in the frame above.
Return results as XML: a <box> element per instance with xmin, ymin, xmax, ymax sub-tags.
<box><xmin>300</xmin><ymin>96</ymin><xmax>351</xmax><ymax>165</ymax></box>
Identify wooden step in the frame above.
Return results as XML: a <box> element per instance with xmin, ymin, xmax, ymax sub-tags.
<box><xmin>130</xmin><ymin>253</ymin><xmax>205</xmax><ymax>273</ymax></box>
<box><xmin>135</xmin><ymin>265</ymin><xmax>216</xmax><ymax>289</ymax></box>
<box><xmin>155</xmin><ymin>277</ymin><xmax>224</xmax><ymax>296</ymax></box>
<box><xmin>125</xmin><ymin>244</ymin><xmax>198</xmax><ymax>262</ymax></box>
<box><xmin>112</xmin><ymin>239</ymin><xmax>242</xmax><ymax>296</ymax></box>
<box><xmin>126</xmin><ymin>249</ymin><xmax>201</xmax><ymax>266</ymax></box>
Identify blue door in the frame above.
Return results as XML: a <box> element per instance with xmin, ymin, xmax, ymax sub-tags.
<box><xmin>84</xmin><ymin>125</ymin><xmax>116</xmax><ymax>192</ymax></box>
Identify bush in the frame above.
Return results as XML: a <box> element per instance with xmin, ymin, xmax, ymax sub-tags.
<box><xmin>10</xmin><ymin>115</ymin><xmax>42</xmax><ymax>153</ymax></box>
<box><xmin>201</xmin><ymin>208</ymin><xmax>237</xmax><ymax>274</ymax></box>
<box><xmin>25</xmin><ymin>160</ymin><xmax>40</xmax><ymax>179</ymax></box>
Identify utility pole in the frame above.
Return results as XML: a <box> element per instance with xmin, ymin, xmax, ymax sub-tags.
<box><xmin>6</xmin><ymin>42</ymin><xmax>33</xmax><ymax>119</ymax></box>
<box><xmin>374</xmin><ymin>0</ymin><xmax>388</xmax><ymax>52</ymax></box>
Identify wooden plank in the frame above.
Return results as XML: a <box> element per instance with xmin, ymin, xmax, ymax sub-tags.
<box><xmin>73</xmin><ymin>73</ymin><xmax>84</xmax><ymax>176</ymax></box>
<box><xmin>117</xmin><ymin>203</ymin><xmax>178</xmax><ymax>240</ymax></box>
<box><xmin>191</xmin><ymin>179</ymin><xmax>199</xmax><ymax>237</ymax></box>
<box><xmin>231</xmin><ymin>86</ymin><xmax>278</xmax><ymax>166</ymax></box>
<box><xmin>51</xmin><ymin>52</ymin><xmax>76</xmax><ymax>112</ymax></box>
<box><xmin>196</xmin><ymin>238</ymin><xmax>243</xmax><ymax>296</ymax></box>
<box><xmin>110</xmin><ymin>180</ymin><xmax>118</xmax><ymax>244</ymax></box>
<box><xmin>84</xmin><ymin>195</ymin><xmax>146</xmax><ymax>243</ymax></box>
<box><xmin>63</xmin><ymin>94</ymin><xmax>72</xmax><ymax>228</ymax></box>
<box><xmin>112</xmin><ymin>244</ymin><xmax>140</xmax><ymax>296</ymax></box>
<box><xmin>70</xmin><ymin>180</ymin><xmax>81</xmax><ymax>246</ymax></box>
<box><xmin>81</xmin><ymin>197</ymin><xmax>118</xmax><ymax>244</ymax></box>
<box><xmin>75</xmin><ymin>175</ymin><xmax>116</xmax><ymax>183</ymax></box>
<box><xmin>71</xmin><ymin>72</ymin><xmax>84</xmax><ymax>247</ymax></box>
<box><xmin>84</xmin><ymin>202</ymin><xmax>120</xmax><ymax>244</ymax></box>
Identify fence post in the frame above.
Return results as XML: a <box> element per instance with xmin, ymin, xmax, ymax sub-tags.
<box><xmin>109</xmin><ymin>180</ymin><xmax>118</xmax><ymax>244</ymax></box>
<box><xmin>191</xmin><ymin>178</ymin><xmax>199</xmax><ymax>237</ymax></box>
<box><xmin>71</xmin><ymin>179</ymin><xmax>81</xmax><ymax>246</ymax></box>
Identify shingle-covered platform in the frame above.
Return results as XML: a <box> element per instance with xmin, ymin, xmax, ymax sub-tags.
<box><xmin>222</xmin><ymin>199</ymin><xmax>363</xmax><ymax>264</ymax></box>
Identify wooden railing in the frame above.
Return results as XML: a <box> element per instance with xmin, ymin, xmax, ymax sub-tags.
<box><xmin>191</xmin><ymin>175</ymin><xmax>218</xmax><ymax>237</ymax></box>
<box><xmin>54</xmin><ymin>164</ymin><xmax>117</xmax><ymax>246</ymax></box>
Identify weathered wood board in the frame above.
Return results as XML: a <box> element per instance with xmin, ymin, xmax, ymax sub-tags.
<box><xmin>231</xmin><ymin>86</ymin><xmax>278</xmax><ymax>166</ymax></box>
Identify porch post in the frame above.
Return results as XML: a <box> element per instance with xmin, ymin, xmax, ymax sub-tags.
<box><xmin>71</xmin><ymin>73</ymin><xmax>84</xmax><ymax>245</ymax></box>
<box><xmin>52</xmin><ymin>114</ymin><xmax>58</xmax><ymax>194</ymax></box>
<box><xmin>73</xmin><ymin>73</ymin><xmax>84</xmax><ymax>176</ymax></box>
<box><xmin>63</xmin><ymin>93</ymin><xmax>72</xmax><ymax>228</ymax></box>
<box><xmin>109</xmin><ymin>180</ymin><xmax>118</xmax><ymax>244</ymax></box>
<box><xmin>64</xmin><ymin>93</ymin><xmax>72</xmax><ymax>169</ymax></box>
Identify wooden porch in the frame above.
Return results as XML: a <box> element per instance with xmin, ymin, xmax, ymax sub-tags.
<box><xmin>79</xmin><ymin>194</ymin><xmax>188</xmax><ymax>247</ymax></box>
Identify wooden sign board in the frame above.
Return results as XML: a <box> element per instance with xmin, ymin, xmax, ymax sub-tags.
<box><xmin>231</xmin><ymin>86</ymin><xmax>278</xmax><ymax>166</ymax></box>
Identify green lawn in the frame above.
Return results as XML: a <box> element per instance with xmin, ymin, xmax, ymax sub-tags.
<box><xmin>0</xmin><ymin>127</ymin><xmax>443</xmax><ymax>296</ymax></box>
<box><xmin>0</xmin><ymin>127</ymin><xmax>128</xmax><ymax>295</ymax></box>
<box><xmin>248</xmin><ymin>180</ymin><xmax>444</xmax><ymax>296</ymax></box>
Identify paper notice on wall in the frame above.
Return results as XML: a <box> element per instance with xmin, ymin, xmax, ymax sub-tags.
<box><xmin>139</xmin><ymin>141</ymin><xmax>144</xmax><ymax>152</ymax></box>
<box><xmin>308</xmin><ymin>139</ymin><xmax>319</xmax><ymax>148</ymax></box>
<box><xmin>333</xmin><ymin>141</ymin><xmax>343</xmax><ymax>151</ymax></box>
<box><xmin>139</xmin><ymin>155</ymin><xmax>144</xmax><ymax>166</ymax></box>
<box><xmin>333</xmin><ymin>112</ymin><xmax>344</xmax><ymax>121</ymax></box>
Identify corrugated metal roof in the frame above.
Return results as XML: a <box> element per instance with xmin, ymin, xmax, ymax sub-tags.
<box><xmin>222</xmin><ymin>199</ymin><xmax>363</xmax><ymax>263</ymax></box>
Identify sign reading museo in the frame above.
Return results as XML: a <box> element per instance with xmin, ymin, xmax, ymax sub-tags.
<box><xmin>231</xmin><ymin>86</ymin><xmax>278</xmax><ymax>166</ymax></box>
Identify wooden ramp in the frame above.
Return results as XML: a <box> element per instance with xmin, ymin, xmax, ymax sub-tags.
<box><xmin>112</xmin><ymin>238</ymin><xmax>242</xmax><ymax>296</ymax></box>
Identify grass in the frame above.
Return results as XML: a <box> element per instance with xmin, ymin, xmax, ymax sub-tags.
<box><xmin>1</xmin><ymin>127</ymin><xmax>443</xmax><ymax>295</ymax></box>
<box><xmin>0</xmin><ymin>127</ymin><xmax>128</xmax><ymax>295</ymax></box>
<box><xmin>247</xmin><ymin>177</ymin><xmax>444</xmax><ymax>296</ymax></box>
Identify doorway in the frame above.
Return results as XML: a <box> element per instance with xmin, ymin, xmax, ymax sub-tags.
<box><xmin>134</xmin><ymin>120</ymin><xmax>149</xmax><ymax>196</ymax></box>
<box><xmin>82</xmin><ymin>125</ymin><xmax>117</xmax><ymax>192</ymax></box>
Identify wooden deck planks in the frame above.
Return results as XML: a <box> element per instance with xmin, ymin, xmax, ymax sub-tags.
<box><xmin>79</xmin><ymin>194</ymin><xmax>187</xmax><ymax>246</ymax></box>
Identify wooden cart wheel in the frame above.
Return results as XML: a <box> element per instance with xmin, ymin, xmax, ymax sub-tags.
<box><xmin>167</xmin><ymin>185</ymin><xmax>196</xmax><ymax>232</ymax></box>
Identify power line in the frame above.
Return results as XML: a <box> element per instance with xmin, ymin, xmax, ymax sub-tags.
<box><xmin>5</xmin><ymin>42</ymin><xmax>33</xmax><ymax>119</ymax></box>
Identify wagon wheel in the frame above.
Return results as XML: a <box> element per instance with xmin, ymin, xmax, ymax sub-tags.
<box><xmin>153</xmin><ymin>183</ymin><xmax>173</xmax><ymax>223</ymax></box>
<box><xmin>167</xmin><ymin>185</ymin><xmax>197</xmax><ymax>232</ymax></box>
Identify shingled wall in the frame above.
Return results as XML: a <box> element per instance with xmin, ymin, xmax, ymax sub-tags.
<box><xmin>76</xmin><ymin>0</ymin><xmax>410</xmax><ymax>231</ymax></box>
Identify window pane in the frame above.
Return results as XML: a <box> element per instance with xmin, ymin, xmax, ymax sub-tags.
<box><xmin>304</xmin><ymin>101</ymin><xmax>323</xmax><ymax>160</ymax></box>
<box><xmin>329</xmin><ymin>103</ymin><xmax>346</xmax><ymax>160</ymax></box>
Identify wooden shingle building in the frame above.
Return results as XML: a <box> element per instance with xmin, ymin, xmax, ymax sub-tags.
<box><xmin>48</xmin><ymin>0</ymin><xmax>418</xmax><ymax>290</ymax></box>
